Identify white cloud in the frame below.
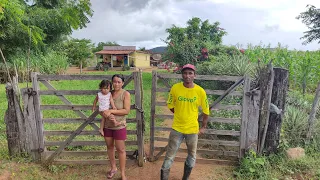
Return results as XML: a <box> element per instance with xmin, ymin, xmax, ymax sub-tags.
<box><xmin>209</xmin><ymin>0</ymin><xmax>320</xmax><ymax>32</ymax></box>
<box><xmin>72</xmin><ymin>0</ymin><xmax>320</xmax><ymax>50</ymax></box>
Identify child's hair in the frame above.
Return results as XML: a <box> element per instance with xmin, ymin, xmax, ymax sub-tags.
<box><xmin>99</xmin><ymin>79</ymin><xmax>112</xmax><ymax>90</ymax></box>
<box><xmin>111</xmin><ymin>74</ymin><xmax>125</xmax><ymax>82</ymax></box>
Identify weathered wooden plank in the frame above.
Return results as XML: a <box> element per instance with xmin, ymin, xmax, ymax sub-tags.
<box><xmin>45</xmin><ymin>140</ymin><xmax>138</xmax><ymax>146</ymax></box>
<box><xmin>40</xmin><ymin>104</ymin><xmax>136</xmax><ymax>110</ymax></box>
<box><xmin>39</xmin><ymin>90</ymin><xmax>135</xmax><ymax>95</ymax></box>
<box><xmin>245</xmin><ymin>90</ymin><xmax>260</xmax><ymax>152</ymax></box>
<box><xmin>156</xmin><ymin>88</ymin><xmax>243</xmax><ymax>96</ymax></box>
<box><xmin>31</xmin><ymin>72</ymin><xmax>45</xmax><ymax>162</ymax></box>
<box><xmin>154</xmin><ymin>147</ymin><xmax>239</xmax><ymax>157</ymax></box>
<box><xmin>157</xmin><ymin>73</ymin><xmax>243</xmax><ymax>81</ymax></box>
<box><xmin>154</xmin><ymin>116</ymin><xmax>241</xmax><ymax>124</ymax></box>
<box><xmin>44</xmin><ymin>111</ymin><xmax>99</xmax><ymax>164</ymax></box>
<box><xmin>154</xmin><ymin>127</ymin><xmax>172</xmax><ymax>131</ymax></box>
<box><xmin>155</xmin><ymin>101</ymin><xmax>241</xmax><ymax>110</ymax></box>
<box><xmin>154</xmin><ymin>137</ymin><xmax>240</xmax><ymax>146</ymax></box>
<box><xmin>52</xmin><ymin>159</ymin><xmax>136</xmax><ymax>165</ymax></box>
<box><xmin>240</xmin><ymin>75</ymin><xmax>251</xmax><ymax>158</ymax></box>
<box><xmin>198</xmin><ymin>77</ymin><xmax>245</xmax><ymax>121</ymax></box>
<box><xmin>44</xmin><ymin>130</ymin><xmax>137</xmax><ymax>136</ymax></box>
<box><xmin>156</xmin><ymin>88</ymin><xmax>170</xmax><ymax>92</ymax></box>
<box><xmin>5</xmin><ymin>84</ymin><xmax>24</xmax><ymax>157</ymax></box>
<box><xmin>150</xmin><ymin>70</ymin><xmax>157</xmax><ymax>161</ymax></box>
<box><xmin>258</xmin><ymin>63</ymin><xmax>274</xmax><ymax>153</ymax></box>
<box><xmin>154</xmin><ymin>127</ymin><xmax>240</xmax><ymax>136</ymax></box>
<box><xmin>45</xmin><ymin>150</ymin><xmax>135</xmax><ymax>157</ymax></box>
<box><xmin>123</xmin><ymin>74</ymin><xmax>133</xmax><ymax>88</ymax></box>
<box><xmin>39</xmin><ymin>80</ymin><xmax>99</xmax><ymax>131</ymax></box>
<box><xmin>307</xmin><ymin>82</ymin><xmax>320</xmax><ymax>140</ymax></box>
<box><xmin>37</xmin><ymin>74</ymin><xmax>132</xmax><ymax>81</ymax></box>
<box><xmin>200</xmin><ymin>117</ymin><xmax>241</xmax><ymax>124</ymax></box>
<box><xmin>154</xmin><ymin>114</ymin><xmax>174</xmax><ymax>119</ymax></box>
<box><xmin>43</xmin><ymin>118</ymin><xmax>137</xmax><ymax>124</ymax></box>
<box><xmin>22</xmin><ymin>88</ymin><xmax>39</xmax><ymax>160</ymax></box>
<box><xmin>133</xmin><ymin>71</ymin><xmax>144</xmax><ymax>167</ymax></box>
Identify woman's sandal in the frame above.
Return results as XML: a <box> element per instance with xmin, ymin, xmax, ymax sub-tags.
<box><xmin>107</xmin><ymin>169</ymin><xmax>117</xmax><ymax>179</ymax></box>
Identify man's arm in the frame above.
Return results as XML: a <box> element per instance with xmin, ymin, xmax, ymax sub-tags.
<box><xmin>167</xmin><ymin>87</ymin><xmax>175</xmax><ymax>113</ymax></box>
<box><xmin>201</xmin><ymin>114</ymin><xmax>209</xmax><ymax>128</ymax></box>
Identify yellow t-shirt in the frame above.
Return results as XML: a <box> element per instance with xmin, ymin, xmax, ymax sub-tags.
<box><xmin>167</xmin><ymin>82</ymin><xmax>210</xmax><ymax>134</ymax></box>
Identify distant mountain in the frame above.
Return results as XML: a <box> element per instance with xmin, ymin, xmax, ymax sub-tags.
<box><xmin>148</xmin><ymin>46</ymin><xmax>167</xmax><ymax>54</ymax></box>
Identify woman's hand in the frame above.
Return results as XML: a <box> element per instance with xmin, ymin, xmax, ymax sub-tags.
<box><xmin>103</xmin><ymin>110</ymin><xmax>111</xmax><ymax>118</ymax></box>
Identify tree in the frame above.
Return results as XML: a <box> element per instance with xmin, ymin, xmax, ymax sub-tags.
<box><xmin>63</xmin><ymin>38</ymin><xmax>94</xmax><ymax>67</ymax></box>
<box><xmin>138</xmin><ymin>47</ymin><xmax>146</xmax><ymax>51</ymax></box>
<box><xmin>296</xmin><ymin>5</ymin><xmax>320</xmax><ymax>45</ymax></box>
<box><xmin>0</xmin><ymin>0</ymin><xmax>93</xmax><ymax>57</ymax></box>
<box><xmin>164</xmin><ymin>17</ymin><xmax>227</xmax><ymax>67</ymax></box>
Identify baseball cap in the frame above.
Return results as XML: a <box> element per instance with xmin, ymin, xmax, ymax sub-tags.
<box><xmin>181</xmin><ymin>64</ymin><xmax>196</xmax><ymax>71</ymax></box>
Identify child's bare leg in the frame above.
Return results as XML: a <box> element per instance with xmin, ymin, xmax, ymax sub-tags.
<box><xmin>99</xmin><ymin>115</ymin><xmax>105</xmax><ymax>136</ymax></box>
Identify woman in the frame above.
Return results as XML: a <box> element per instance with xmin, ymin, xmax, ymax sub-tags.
<box><xmin>102</xmin><ymin>74</ymin><xmax>130</xmax><ymax>180</ymax></box>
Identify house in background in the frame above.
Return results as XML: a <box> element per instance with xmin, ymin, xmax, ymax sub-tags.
<box><xmin>148</xmin><ymin>46</ymin><xmax>167</xmax><ymax>66</ymax></box>
<box><xmin>95</xmin><ymin>46</ymin><xmax>151</xmax><ymax>68</ymax></box>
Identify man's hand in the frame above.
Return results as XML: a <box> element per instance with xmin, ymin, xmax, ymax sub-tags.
<box><xmin>198</xmin><ymin>127</ymin><xmax>206</xmax><ymax>134</ymax></box>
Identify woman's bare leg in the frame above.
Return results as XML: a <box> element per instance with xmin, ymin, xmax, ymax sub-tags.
<box><xmin>115</xmin><ymin>140</ymin><xmax>126</xmax><ymax>179</ymax></box>
<box><xmin>104</xmin><ymin>137</ymin><xmax>117</xmax><ymax>172</ymax></box>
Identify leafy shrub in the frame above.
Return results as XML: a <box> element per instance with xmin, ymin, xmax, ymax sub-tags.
<box><xmin>234</xmin><ymin>150</ymin><xmax>268</xmax><ymax>179</ymax></box>
<box><xmin>122</xmin><ymin>65</ymin><xmax>130</xmax><ymax>71</ymax></box>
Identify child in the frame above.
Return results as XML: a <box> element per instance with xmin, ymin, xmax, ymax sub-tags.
<box><xmin>92</xmin><ymin>80</ymin><xmax>118</xmax><ymax>136</ymax></box>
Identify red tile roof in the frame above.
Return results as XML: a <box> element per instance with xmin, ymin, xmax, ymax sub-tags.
<box><xmin>95</xmin><ymin>50</ymin><xmax>135</xmax><ymax>55</ymax></box>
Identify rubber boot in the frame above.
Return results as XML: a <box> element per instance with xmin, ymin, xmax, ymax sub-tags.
<box><xmin>182</xmin><ymin>163</ymin><xmax>193</xmax><ymax>180</ymax></box>
<box><xmin>160</xmin><ymin>169</ymin><xmax>170</xmax><ymax>180</ymax></box>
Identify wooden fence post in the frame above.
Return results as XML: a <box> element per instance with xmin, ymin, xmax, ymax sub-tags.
<box><xmin>240</xmin><ymin>75</ymin><xmax>250</xmax><ymax>158</ymax></box>
<box><xmin>245</xmin><ymin>90</ymin><xmax>261</xmax><ymax>152</ymax></box>
<box><xmin>21</xmin><ymin>88</ymin><xmax>39</xmax><ymax>161</ymax></box>
<box><xmin>134</xmin><ymin>71</ymin><xmax>144</xmax><ymax>167</ymax></box>
<box><xmin>149</xmin><ymin>70</ymin><xmax>157</xmax><ymax>162</ymax></box>
<box><xmin>306</xmin><ymin>82</ymin><xmax>320</xmax><ymax>141</ymax></box>
<box><xmin>258</xmin><ymin>63</ymin><xmax>274</xmax><ymax>153</ymax></box>
<box><xmin>265</xmin><ymin>67</ymin><xmax>289</xmax><ymax>154</ymax></box>
<box><xmin>5</xmin><ymin>83</ymin><xmax>23</xmax><ymax>157</ymax></box>
<box><xmin>31</xmin><ymin>72</ymin><xmax>45</xmax><ymax>162</ymax></box>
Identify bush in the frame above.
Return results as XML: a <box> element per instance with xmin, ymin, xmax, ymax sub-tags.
<box><xmin>0</xmin><ymin>50</ymin><xmax>69</xmax><ymax>82</ymax></box>
<box><xmin>234</xmin><ymin>150</ymin><xmax>268</xmax><ymax>179</ymax></box>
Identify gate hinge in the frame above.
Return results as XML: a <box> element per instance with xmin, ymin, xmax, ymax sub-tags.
<box><xmin>26</xmin><ymin>88</ymin><xmax>37</xmax><ymax>96</ymax></box>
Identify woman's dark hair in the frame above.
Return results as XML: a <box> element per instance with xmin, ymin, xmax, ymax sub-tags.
<box><xmin>112</xmin><ymin>74</ymin><xmax>125</xmax><ymax>82</ymax></box>
<box><xmin>99</xmin><ymin>80</ymin><xmax>112</xmax><ymax>89</ymax></box>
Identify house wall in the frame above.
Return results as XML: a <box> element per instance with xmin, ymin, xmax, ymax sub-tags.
<box><xmin>102</xmin><ymin>54</ymin><xmax>122</xmax><ymax>67</ymax></box>
<box><xmin>131</xmin><ymin>52</ymin><xmax>150</xmax><ymax>68</ymax></box>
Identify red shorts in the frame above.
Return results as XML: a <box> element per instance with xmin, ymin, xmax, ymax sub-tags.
<box><xmin>103</xmin><ymin>127</ymin><xmax>127</xmax><ymax>140</ymax></box>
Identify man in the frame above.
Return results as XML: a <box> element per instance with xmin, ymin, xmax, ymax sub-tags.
<box><xmin>160</xmin><ymin>64</ymin><xmax>209</xmax><ymax>180</ymax></box>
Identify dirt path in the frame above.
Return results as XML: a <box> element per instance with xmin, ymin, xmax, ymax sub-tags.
<box><xmin>39</xmin><ymin>67</ymin><xmax>235</xmax><ymax>180</ymax></box>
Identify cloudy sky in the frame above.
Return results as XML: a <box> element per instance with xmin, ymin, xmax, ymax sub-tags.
<box><xmin>72</xmin><ymin>0</ymin><xmax>320</xmax><ymax>50</ymax></box>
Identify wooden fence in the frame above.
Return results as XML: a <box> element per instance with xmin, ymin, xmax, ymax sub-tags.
<box><xmin>149</xmin><ymin>71</ymin><xmax>261</xmax><ymax>164</ymax></box>
<box><xmin>17</xmin><ymin>72</ymin><xmax>145</xmax><ymax>166</ymax></box>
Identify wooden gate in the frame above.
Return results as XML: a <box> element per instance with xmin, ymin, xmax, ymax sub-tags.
<box><xmin>149</xmin><ymin>71</ymin><xmax>260</xmax><ymax>163</ymax></box>
<box><xmin>22</xmin><ymin>72</ymin><xmax>145</xmax><ymax>166</ymax></box>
